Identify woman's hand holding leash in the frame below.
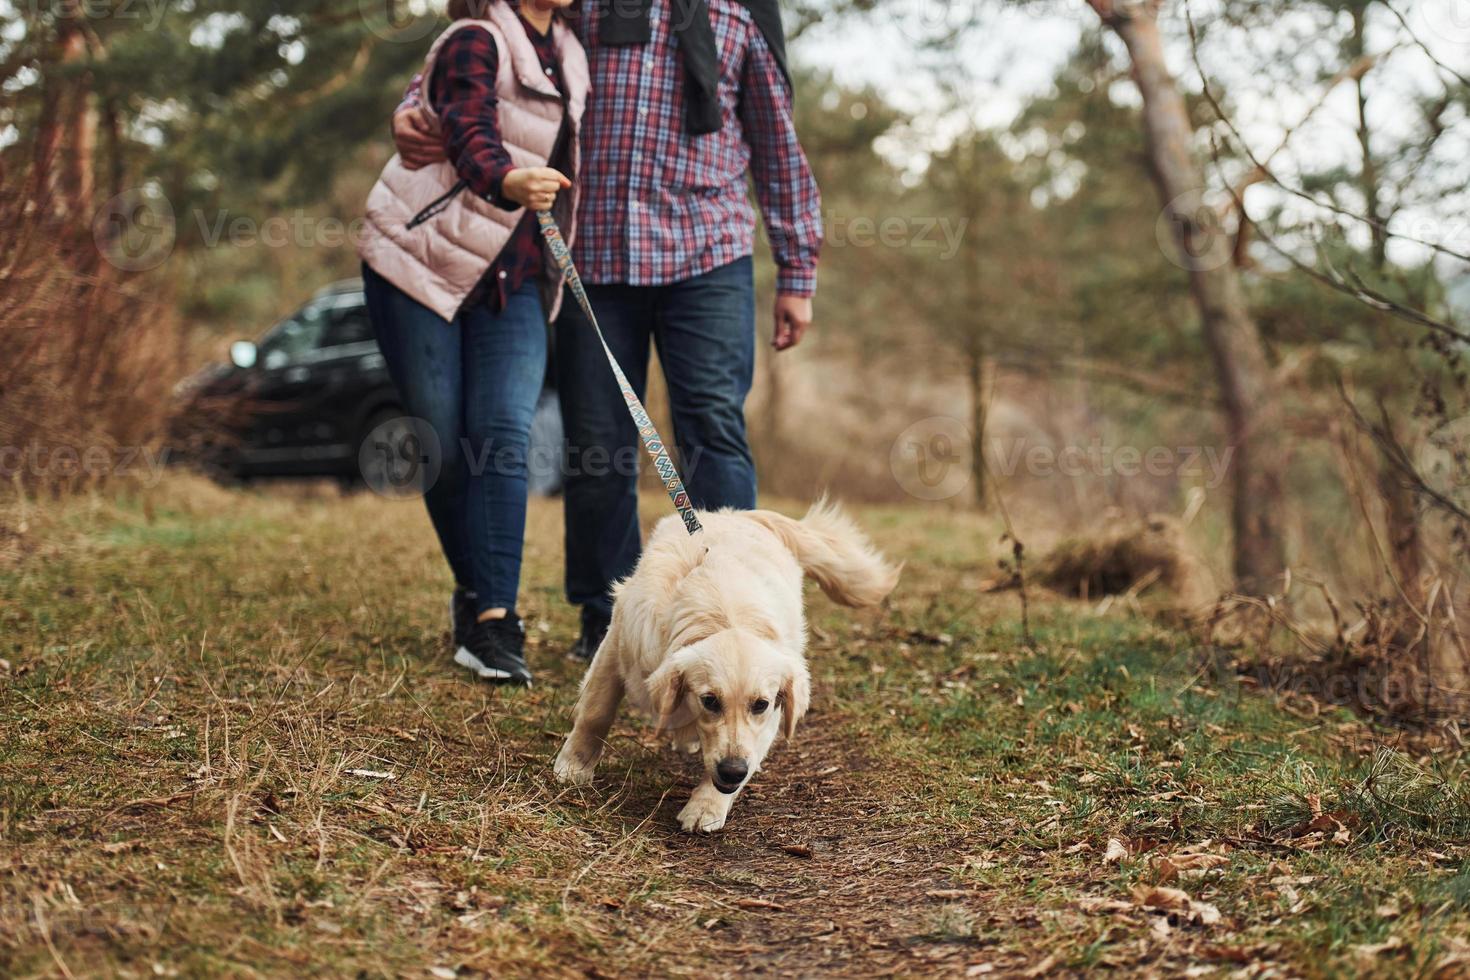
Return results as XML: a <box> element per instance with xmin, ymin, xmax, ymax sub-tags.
<box><xmin>503</xmin><ymin>168</ymin><xmax>571</xmax><ymax>212</ymax></box>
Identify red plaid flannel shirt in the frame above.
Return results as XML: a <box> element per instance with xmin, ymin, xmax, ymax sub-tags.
<box><xmin>402</xmin><ymin>0</ymin><xmax>822</xmax><ymax>296</ymax></box>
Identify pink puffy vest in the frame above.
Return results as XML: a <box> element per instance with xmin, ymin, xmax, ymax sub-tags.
<box><xmin>358</xmin><ymin>4</ymin><xmax>588</xmax><ymax>322</ymax></box>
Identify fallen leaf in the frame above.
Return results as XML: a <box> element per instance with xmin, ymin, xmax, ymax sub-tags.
<box><xmin>1190</xmin><ymin>901</ymin><xmax>1223</xmax><ymax>926</ymax></box>
<box><xmin>1290</xmin><ymin>809</ymin><xmax>1358</xmax><ymax>844</ymax></box>
<box><xmin>1133</xmin><ymin>886</ymin><xmax>1192</xmax><ymax>912</ymax></box>
<box><xmin>1353</xmin><ymin>937</ymin><xmax>1405</xmax><ymax>959</ymax></box>
<box><xmin>1023</xmin><ymin>954</ymin><xmax>1058</xmax><ymax>977</ymax></box>
<box><xmin>926</xmin><ymin>889</ymin><xmax>972</xmax><ymax>900</ymax></box>
<box><xmin>1077</xmin><ymin>896</ymin><xmax>1133</xmax><ymax>915</ymax></box>
<box><xmin>346</xmin><ymin>769</ymin><xmax>396</xmax><ymax>780</ymax></box>
<box><xmin>1132</xmin><ymin>885</ymin><xmax>1221</xmax><ymax>927</ymax></box>
<box><xmin>1103</xmin><ymin>838</ymin><xmax>1129</xmax><ymax>865</ymax></box>
<box><xmin>1167</xmin><ymin>853</ymin><xmax>1230</xmax><ymax>871</ymax></box>
<box><xmin>734</xmin><ymin>897</ymin><xmax>784</xmax><ymax>911</ymax></box>
<box><xmin>1155</xmin><ymin>851</ymin><xmax>1230</xmax><ymax>883</ymax></box>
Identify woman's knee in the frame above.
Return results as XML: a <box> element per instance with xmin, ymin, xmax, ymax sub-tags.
<box><xmin>465</xmin><ymin>416</ymin><xmax>534</xmax><ymax>481</ymax></box>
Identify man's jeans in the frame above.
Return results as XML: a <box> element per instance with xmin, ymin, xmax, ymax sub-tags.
<box><xmin>363</xmin><ymin>264</ymin><xmax>547</xmax><ymax>615</ymax></box>
<box><xmin>556</xmin><ymin>256</ymin><xmax>757</xmax><ymax>617</ymax></box>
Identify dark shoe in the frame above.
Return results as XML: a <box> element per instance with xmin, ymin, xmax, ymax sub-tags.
<box><xmin>570</xmin><ymin>607</ymin><xmax>610</xmax><ymax>663</ymax></box>
<box><xmin>450</xmin><ymin>587</ymin><xmax>478</xmax><ymax>649</ymax></box>
<box><xmin>454</xmin><ymin>614</ymin><xmax>533</xmax><ymax>686</ymax></box>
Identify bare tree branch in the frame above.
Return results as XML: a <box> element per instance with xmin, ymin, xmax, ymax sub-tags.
<box><xmin>1184</xmin><ymin>1</ymin><xmax>1470</xmax><ymax>266</ymax></box>
<box><xmin>1381</xmin><ymin>1</ymin><xmax>1470</xmax><ymax>89</ymax></box>
<box><xmin>1338</xmin><ymin>380</ymin><xmax>1470</xmax><ymax>528</ymax></box>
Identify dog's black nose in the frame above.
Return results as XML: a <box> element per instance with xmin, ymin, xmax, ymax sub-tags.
<box><xmin>714</xmin><ymin>758</ymin><xmax>748</xmax><ymax>792</ymax></box>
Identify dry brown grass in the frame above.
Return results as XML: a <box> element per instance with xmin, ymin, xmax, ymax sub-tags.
<box><xmin>4</xmin><ymin>476</ymin><xmax>1470</xmax><ymax>977</ymax></box>
<box><xmin>1027</xmin><ymin>511</ymin><xmax>1218</xmax><ymax>611</ymax></box>
<box><xmin>0</xmin><ymin>185</ymin><xmax>187</xmax><ymax>496</ymax></box>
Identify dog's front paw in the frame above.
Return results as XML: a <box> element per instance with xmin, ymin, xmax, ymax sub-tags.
<box><xmin>677</xmin><ymin>794</ymin><xmax>730</xmax><ymax>833</ymax></box>
<box><xmin>553</xmin><ymin>739</ymin><xmax>598</xmax><ymax>786</ymax></box>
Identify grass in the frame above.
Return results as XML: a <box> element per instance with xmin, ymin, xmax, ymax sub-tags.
<box><xmin>2</xmin><ymin>476</ymin><xmax>1469</xmax><ymax>978</ymax></box>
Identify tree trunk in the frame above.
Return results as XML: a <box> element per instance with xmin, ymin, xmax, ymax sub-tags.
<box><xmin>967</xmin><ymin>344</ymin><xmax>993</xmax><ymax>510</ymax></box>
<box><xmin>1349</xmin><ymin>7</ymin><xmax>1389</xmax><ymax>270</ymax></box>
<box><xmin>58</xmin><ymin>23</ymin><xmax>98</xmax><ymax>218</ymax></box>
<box><xmin>30</xmin><ymin>44</ymin><xmax>64</xmax><ymax>207</ymax></box>
<box><xmin>1087</xmin><ymin>0</ymin><xmax>1288</xmax><ymax>593</ymax></box>
<box><xmin>1347</xmin><ymin>5</ymin><xmax>1428</xmax><ymax>613</ymax></box>
<box><xmin>1376</xmin><ymin>458</ymin><xmax>1423</xmax><ymax>607</ymax></box>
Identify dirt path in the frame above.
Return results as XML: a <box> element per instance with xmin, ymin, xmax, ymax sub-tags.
<box><xmin>6</xmin><ymin>484</ymin><xmax>1469</xmax><ymax>978</ymax></box>
<box><xmin>567</xmin><ymin>718</ymin><xmax>1012</xmax><ymax>978</ymax></box>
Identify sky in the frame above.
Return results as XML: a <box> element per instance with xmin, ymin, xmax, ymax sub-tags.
<box><xmin>3</xmin><ymin>0</ymin><xmax>1466</xmax><ymax>279</ymax></box>
<box><xmin>793</xmin><ymin>0</ymin><xmax>1470</xmax><ymax>274</ymax></box>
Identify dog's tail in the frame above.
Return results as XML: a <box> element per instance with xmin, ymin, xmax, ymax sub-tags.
<box><xmin>747</xmin><ymin>498</ymin><xmax>901</xmax><ymax>608</ymax></box>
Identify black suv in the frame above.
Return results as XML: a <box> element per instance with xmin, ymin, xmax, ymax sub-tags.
<box><xmin>174</xmin><ymin>280</ymin><xmax>562</xmax><ymax>493</ymax></box>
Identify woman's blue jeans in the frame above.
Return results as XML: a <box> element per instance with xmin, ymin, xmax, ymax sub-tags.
<box><xmin>362</xmin><ymin>264</ymin><xmax>546</xmax><ymax>615</ymax></box>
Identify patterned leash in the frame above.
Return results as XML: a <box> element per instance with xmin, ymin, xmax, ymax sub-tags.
<box><xmin>537</xmin><ymin>210</ymin><xmax>704</xmax><ymax>537</ymax></box>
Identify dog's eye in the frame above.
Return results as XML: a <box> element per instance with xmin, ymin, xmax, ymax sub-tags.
<box><xmin>700</xmin><ymin>694</ymin><xmax>721</xmax><ymax>712</ymax></box>
<box><xmin>751</xmin><ymin>699</ymin><xmax>770</xmax><ymax>715</ymax></box>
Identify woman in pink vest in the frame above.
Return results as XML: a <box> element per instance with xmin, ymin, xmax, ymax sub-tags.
<box><xmin>358</xmin><ymin>0</ymin><xmax>588</xmax><ymax>687</ymax></box>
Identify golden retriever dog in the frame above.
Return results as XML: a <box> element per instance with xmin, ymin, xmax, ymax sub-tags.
<box><xmin>553</xmin><ymin>501</ymin><xmax>900</xmax><ymax>832</ymax></box>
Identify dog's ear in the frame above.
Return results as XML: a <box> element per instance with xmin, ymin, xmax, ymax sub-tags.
<box><xmin>650</xmin><ymin>662</ymin><xmax>687</xmax><ymax>736</ymax></box>
<box><xmin>779</xmin><ymin>663</ymin><xmax>811</xmax><ymax>740</ymax></box>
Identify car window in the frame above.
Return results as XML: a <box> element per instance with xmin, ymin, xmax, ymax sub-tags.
<box><xmin>322</xmin><ymin>304</ymin><xmax>374</xmax><ymax>349</ymax></box>
<box><xmin>259</xmin><ymin>303</ymin><xmax>331</xmax><ymax>367</ymax></box>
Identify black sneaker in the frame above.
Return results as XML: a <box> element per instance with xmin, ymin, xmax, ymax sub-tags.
<box><xmin>450</xmin><ymin>587</ymin><xmax>478</xmax><ymax>649</ymax></box>
<box><xmin>454</xmin><ymin>614</ymin><xmax>533</xmax><ymax>686</ymax></box>
<box><xmin>570</xmin><ymin>607</ymin><xmax>610</xmax><ymax>663</ymax></box>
